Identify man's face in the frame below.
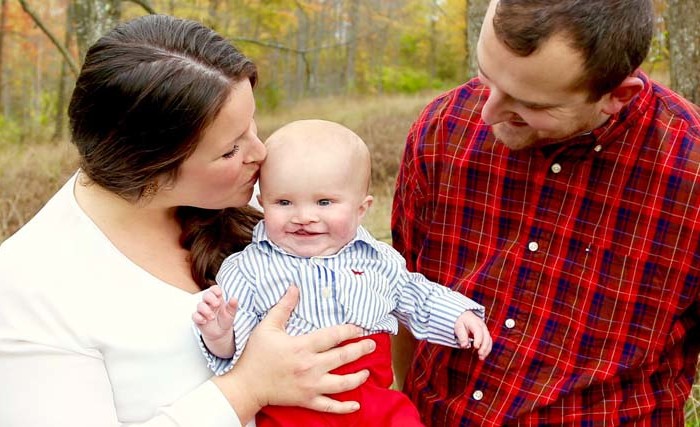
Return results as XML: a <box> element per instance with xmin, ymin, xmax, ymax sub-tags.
<box><xmin>476</xmin><ymin>1</ymin><xmax>611</xmax><ymax>150</ymax></box>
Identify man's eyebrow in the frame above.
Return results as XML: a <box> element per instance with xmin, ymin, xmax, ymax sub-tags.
<box><xmin>477</xmin><ymin>63</ymin><xmax>560</xmax><ymax>109</ymax></box>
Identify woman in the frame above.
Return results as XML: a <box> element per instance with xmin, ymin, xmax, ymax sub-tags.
<box><xmin>0</xmin><ymin>15</ymin><xmax>374</xmax><ymax>426</ymax></box>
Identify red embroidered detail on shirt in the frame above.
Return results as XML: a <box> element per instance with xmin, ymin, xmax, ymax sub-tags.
<box><xmin>351</xmin><ymin>269</ymin><xmax>364</xmax><ymax>275</ymax></box>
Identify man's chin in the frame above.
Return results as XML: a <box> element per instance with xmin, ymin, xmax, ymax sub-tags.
<box><xmin>493</xmin><ymin>125</ymin><xmax>535</xmax><ymax>151</ymax></box>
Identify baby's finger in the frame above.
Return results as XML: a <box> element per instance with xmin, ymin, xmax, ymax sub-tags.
<box><xmin>478</xmin><ymin>329</ymin><xmax>493</xmax><ymax>360</ymax></box>
<box><xmin>196</xmin><ymin>301</ymin><xmax>216</xmax><ymax>320</ymax></box>
<box><xmin>192</xmin><ymin>312</ymin><xmax>207</xmax><ymax>325</ymax></box>
<box><xmin>455</xmin><ymin>323</ymin><xmax>471</xmax><ymax>348</ymax></box>
<box><xmin>218</xmin><ymin>298</ymin><xmax>239</xmax><ymax>328</ymax></box>
<box><xmin>202</xmin><ymin>290</ymin><xmax>222</xmax><ymax>308</ymax></box>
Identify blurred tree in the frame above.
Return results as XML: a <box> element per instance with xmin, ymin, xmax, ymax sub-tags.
<box><xmin>52</xmin><ymin>1</ymin><xmax>73</xmax><ymax>141</ymax></box>
<box><xmin>667</xmin><ymin>0</ymin><xmax>700</xmax><ymax>104</ymax></box>
<box><xmin>0</xmin><ymin>0</ymin><xmax>7</xmax><ymax>104</ymax></box>
<box><xmin>72</xmin><ymin>0</ymin><xmax>121</xmax><ymax>59</ymax></box>
<box><xmin>466</xmin><ymin>0</ymin><xmax>487</xmax><ymax>78</ymax></box>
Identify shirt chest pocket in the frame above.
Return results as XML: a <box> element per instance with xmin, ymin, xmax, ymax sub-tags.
<box><xmin>563</xmin><ymin>247</ymin><xmax>678</xmax><ymax>370</ymax></box>
<box><xmin>335</xmin><ymin>268</ymin><xmax>396</xmax><ymax>329</ymax></box>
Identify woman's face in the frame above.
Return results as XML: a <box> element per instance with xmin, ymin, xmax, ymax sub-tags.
<box><xmin>161</xmin><ymin>79</ymin><xmax>265</xmax><ymax>210</ymax></box>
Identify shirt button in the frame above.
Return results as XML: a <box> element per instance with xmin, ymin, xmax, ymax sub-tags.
<box><xmin>322</xmin><ymin>287</ymin><xmax>330</xmax><ymax>298</ymax></box>
<box><xmin>505</xmin><ymin>318</ymin><xmax>516</xmax><ymax>329</ymax></box>
<box><xmin>593</xmin><ymin>144</ymin><xmax>603</xmax><ymax>152</ymax></box>
<box><xmin>550</xmin><ymin>163</ymin><xmax>562</xmax><ymax>173</ymax></box>
<box><xmin>472</xmin><ymin>390</ymin><xmax>484</xmax><ymax>401</ymax></box>
<box><xmin>528</xmin><ymin>241</ymin><xmax>539</xmax><ymax>252</ymax></box>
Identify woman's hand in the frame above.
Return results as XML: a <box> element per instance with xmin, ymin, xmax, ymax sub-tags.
<box><xmin>211</xmin><ymin>285</ymin><xmax>376</xmax><ymax>424</ymax></box>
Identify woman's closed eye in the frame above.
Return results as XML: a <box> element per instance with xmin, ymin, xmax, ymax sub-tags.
<box><xmin>222</xmin><ymin>145</ymin><xmax>240</xmax><ymax>159</ymax></box>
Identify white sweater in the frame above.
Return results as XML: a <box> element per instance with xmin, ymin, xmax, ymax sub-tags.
<box><xmin>0</xmin><ymin>173</ymin><xmax>242</xmax><ymax>427</ymax></box>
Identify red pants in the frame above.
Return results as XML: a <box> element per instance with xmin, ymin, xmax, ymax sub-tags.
<box><xmin>256</xmin><ymin>333</ymin><xmax>424</xmax><ymax>427</ymax></box>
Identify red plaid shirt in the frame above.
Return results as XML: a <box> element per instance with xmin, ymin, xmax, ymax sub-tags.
<box><xmin>392</xmin><ymin>72</ymin><xmax>700</xmax><ymax>426</ymax></box>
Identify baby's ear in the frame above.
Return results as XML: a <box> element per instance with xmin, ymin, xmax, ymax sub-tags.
<box><xmin>358</xmin><ymin>195</ymin><xmax>374</xmax><ymax>220</ymax></box>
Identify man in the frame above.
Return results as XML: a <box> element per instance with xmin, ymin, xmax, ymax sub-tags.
<box><xmin>391</xmin><ymin>0</ymin><xmax>700</xmax><ymax>425</ymax></box>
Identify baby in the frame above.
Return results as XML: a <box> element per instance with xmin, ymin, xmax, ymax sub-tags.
<box><xmin>193</xmin><ymin>119</ymin><xmax>492</xmax><ymax>426</ymax></box>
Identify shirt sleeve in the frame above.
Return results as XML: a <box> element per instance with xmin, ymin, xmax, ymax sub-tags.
<box><xmin>197</xmin><ymin>253</ymin><xmax>261</xmax><ymax>376</ymax></box>
<box><xmin>391</xmin><ymin>116</ymin><xmax>429</xmax><ymax>272</ymax></box>
<box><xmin>394</xmin><ymin>269</ymin><xmax>485</xmax><ymax>348</ymax></box>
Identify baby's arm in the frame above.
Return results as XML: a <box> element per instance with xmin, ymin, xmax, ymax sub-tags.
<box><xmin>192</xmin><ymin>285</ymin><xmax>238</xmax><ymax>358</ymax></box>
<box><xmin>454</xmin><ymin>310</ymin><xmax>493</xmax><ymax>360</ymax></box>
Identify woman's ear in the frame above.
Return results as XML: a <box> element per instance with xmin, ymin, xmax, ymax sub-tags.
<box><xmin>601</xmin><ymin>76</ymin><xmax>644</xmax><ymax>115</ymax></box>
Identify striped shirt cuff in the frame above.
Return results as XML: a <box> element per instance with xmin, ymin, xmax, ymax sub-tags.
<box><xmin>426</xmin><ymin>292</ymin><xmax>485</xmax><ymax>348</ymax></box>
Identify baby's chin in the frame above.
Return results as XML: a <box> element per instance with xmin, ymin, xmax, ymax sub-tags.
<box><xmin>284</xmin><ymin>243</ymin><xmax>343</xmax><ymax>258</ymax></box>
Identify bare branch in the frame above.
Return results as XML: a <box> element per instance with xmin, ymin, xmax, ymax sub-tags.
<box><xmin>17</xmin><ymin>0</ymin><xmax>79</xmax><ymax>76</ymax></box>
<box><xmin>124</xmin><ymin>0</ymin><xmax>157</xmax><ymax>15</ymax></box>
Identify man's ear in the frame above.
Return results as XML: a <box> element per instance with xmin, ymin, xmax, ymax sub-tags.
<box><xmin>601</xmin><ymin>76</ymin><xmax>644</xmax><ymax>115</ymax></box>
<box><xmin>358</xmin><ymin>195</ymin><xmax>374</xmax><ymax>220</ymax></box>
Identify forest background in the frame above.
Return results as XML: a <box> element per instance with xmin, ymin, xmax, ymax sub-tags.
<box><xmin>0</xmin><ymin>0</ymin><xmax>698</xmax><ymax>424</ymax></box>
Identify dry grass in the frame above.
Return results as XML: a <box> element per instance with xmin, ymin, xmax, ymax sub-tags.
<box><xmin>0</xmin><ymin>91</ymin><xmax>439</xmax><ymax>243</ymax></box>
<box><xmin>0</xmin><ymin>143</ymin><xmax>79</xmax><ymax>241</ymax></box>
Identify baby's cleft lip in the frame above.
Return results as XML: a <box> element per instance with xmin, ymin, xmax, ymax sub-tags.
<box><xmin>290</xmin><ymin>229</ymin><xmax>321</xmax><ymax>236</ymax></box>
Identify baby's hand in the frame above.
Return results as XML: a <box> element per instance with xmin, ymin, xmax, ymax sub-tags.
<box><xmin>192</xmin><ymin>285</ymin><xmax>238</xmax><ymax>357</ymax></box>
<box><xmin>454</xmin><ymin>311</ymin><xmax>492</xmax><ymax>360</ymax></box>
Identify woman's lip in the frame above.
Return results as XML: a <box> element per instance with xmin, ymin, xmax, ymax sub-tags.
<box><xmin>246</xmin><ymin>172</ymin><xmax>259</xmax><ymax>185</ymax></box>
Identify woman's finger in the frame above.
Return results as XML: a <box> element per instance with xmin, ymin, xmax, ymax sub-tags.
<box><xmin>260</xmin><ymin>285</ymin><xmax>299</xmax><ymax>330</ymax></box>
<box><xmin>314</xmin><ymin>337</ymin><xmax>375</xmax><ymax>372</ymax></box>
<box><xmin>312</xmin><ymin>370</ymin><xmax>370</xmax><ymax>396</ymax></box>
<box><xmin>306</xmin><ymin>395</ymin><xmax>361</xmax><ymax>414</ymax></box>
<box><xmin>303</xmin><ymin>323</ymin><xmax>365</xmax><ymax>353</ymax></box>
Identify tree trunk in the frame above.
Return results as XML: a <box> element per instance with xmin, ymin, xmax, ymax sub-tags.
<box><xmin>0</xmin><ymin>0</ymin><xmax>7</xmax><ymax>106</ymax></box>
<box><xmin>294</xmin><ymin>3</ymin><xmax>310</xmax><ymax>100</ymax></box>
<box><xmin>667</xmin><ymin>0</ymin><xmax>700</xmax><ymax>105</ymax></box>
<box><xmin>53</xmin><ymin>2</ymin><xmax>74</xmax><ymax>142</ymax></box>
<box><xmin>73</xmin><ymin>0</ymin><xmax>122</xmax><ymax>61</ymax></box>
<box><xmin>467</xmin><ymin>0</ymin><xmax>489</xmax><ymax>78</ymax></box>
<box><xmin>345</xmin><ymin>0</ymin><xmax>359</xmax><ymax>93</ymax></box>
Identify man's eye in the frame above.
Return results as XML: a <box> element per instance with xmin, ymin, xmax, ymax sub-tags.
<box><xmin>318</xmin><ymin>199</ymin><xmax>331</xmax><ymax>206</ymax></box>
<box><xmin>223</xmin><ymin>145</ymin><xmax>240</xmax><ymax>158</ymax></box>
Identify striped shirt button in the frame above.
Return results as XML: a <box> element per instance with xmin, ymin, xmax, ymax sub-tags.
<box><xmin>550</xmin><ymin>163</ymin><xmax>562</xmax><ymax>173</ymax></box>
<box><xmin>505</xmin><ymin>318</ymin><xmax>515</xmax><ymax>329</ymax></box>
<box><xmin>321</xmin><ymin>287</ymin><xmax>330</xmax><ymax>298</ymax></box>
<box><xmin>528</xmin><ymin>241</ymin><xmax>539</xmax><ymax>252</ymax></box>
<box><xmin>472</xmin><ymin>390</ymin><xmax>484</xmax><ymax>401</ymax></box>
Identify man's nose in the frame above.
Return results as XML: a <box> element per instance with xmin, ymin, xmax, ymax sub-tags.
<box><xmin>482</xmin><ymin>87</ymin><xmax>517</xmax><ymax>125</ymax></box>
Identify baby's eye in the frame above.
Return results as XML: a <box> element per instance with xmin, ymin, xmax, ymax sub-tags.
<box><xmin>222</xmin><ymin>145</ymin><xmax>240</xmax><ymax>159</ymax></box>
<box><xmin>317</xmin><ymin>199</ymin><xmax>331</xmax><ymax>206</ymax></box>
<box><xmin>277</xmin><ymin>200</ymin><xmax>291</xmax><ymax>206</ymax></box>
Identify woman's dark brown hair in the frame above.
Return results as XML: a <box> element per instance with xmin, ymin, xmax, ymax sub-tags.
<box><xmin>68</xmin><ymin>14</ymin><xmax>262</xmax><ymax>289</ymax></box>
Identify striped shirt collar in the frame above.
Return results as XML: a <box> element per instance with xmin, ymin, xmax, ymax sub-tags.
<box><xmin>251</xmin><ymin>221</ymin><xmax>381</xmax><ymax>258</ymax></box>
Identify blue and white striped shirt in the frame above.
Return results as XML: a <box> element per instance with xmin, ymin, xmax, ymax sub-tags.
<box><xmin>200</xmin><ymin>222</ymin><xmax>485</xmax><ymax>375</ymax></box>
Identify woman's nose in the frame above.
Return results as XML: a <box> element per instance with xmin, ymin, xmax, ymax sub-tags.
<box><xmin>244</xmin><ymin>135</ymin><xmax>266</xmax><ymax>164</ymax></box>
